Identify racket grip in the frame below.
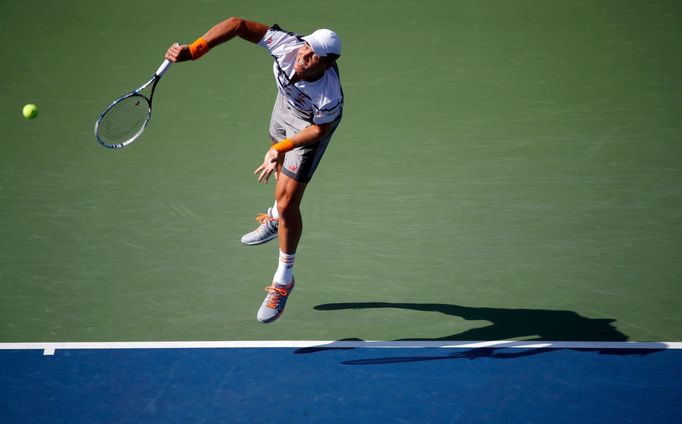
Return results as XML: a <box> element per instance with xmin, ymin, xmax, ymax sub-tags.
<box><xmin>155</xmin><ymin>59</ymin><xmax>173</xmax><ymax>77</ymax></box>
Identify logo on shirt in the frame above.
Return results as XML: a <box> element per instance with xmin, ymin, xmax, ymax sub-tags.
<box><xmin>288</xmin><ymin>165</ymin><xmax>298</xmax><ymax>172</ymax></box>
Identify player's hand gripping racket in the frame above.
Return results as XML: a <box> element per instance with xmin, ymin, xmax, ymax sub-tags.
<box><xmin>94</xmin><ymin>58</ymin><xmax>173</xmax><ymax>148</ymax></box>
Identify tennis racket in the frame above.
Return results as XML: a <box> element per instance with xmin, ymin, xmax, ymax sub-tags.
<box><xmin>95</xmin><ymin>58</ymin><xmax>173</xmax><ymax>149</ymax></box>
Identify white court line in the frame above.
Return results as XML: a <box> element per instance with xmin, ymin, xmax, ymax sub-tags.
<box><xmin>0</xmin><ymin>340</ymin><xmax>680</xmax><ymax>356</ymax></box>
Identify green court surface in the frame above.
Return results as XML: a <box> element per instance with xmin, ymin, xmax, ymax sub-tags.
<box><xmin>1</xmin><ymin>0</ymin><xmax>680</xmax><ymax>344</ymax></box>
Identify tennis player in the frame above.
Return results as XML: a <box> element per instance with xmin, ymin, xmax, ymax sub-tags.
<box><xmin>165</xmin><ymin>18</ymin><xmax>343</xmax><ymax>323</ymax></box>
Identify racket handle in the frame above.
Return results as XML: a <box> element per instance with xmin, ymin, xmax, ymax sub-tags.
<box><xmin>155</xmin><ymin>59</ymin><xmax>173</xmax><ymax>77</ymax></box>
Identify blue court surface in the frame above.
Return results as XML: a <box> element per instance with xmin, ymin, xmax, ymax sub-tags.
<box><xmin>1</xmin><ymin>343</ymin><xmax>680</xmax><ymax>423</ymax></box>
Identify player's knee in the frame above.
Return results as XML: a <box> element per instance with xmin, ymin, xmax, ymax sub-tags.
<box><xmin>276</xmin><ymin>196</ymin><xmax>301</xmax><ymax>220</ymax></box>
<box><xmin>276</xmin><ymin>200</ymin><xmax>294</xmax><ymax>219</ymax></box>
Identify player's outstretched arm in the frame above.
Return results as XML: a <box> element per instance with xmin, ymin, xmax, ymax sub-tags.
<box><xmin>165</xmin><ymin>17</ymin><xmax>269</xmax><ymax>62</ymax></box>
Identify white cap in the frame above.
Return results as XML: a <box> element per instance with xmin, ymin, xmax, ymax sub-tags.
<box><xmin>302</xmin><ymin>29</ymin><xmax>341</xmax><ymax>58</ymax></box>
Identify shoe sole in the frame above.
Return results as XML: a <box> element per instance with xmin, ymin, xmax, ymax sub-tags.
<box><xmin>240</xmin><ymin>234</ymin><xmax>278</xmax><ymax>246</ymax></box>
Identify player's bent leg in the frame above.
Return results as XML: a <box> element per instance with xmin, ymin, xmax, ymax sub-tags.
<box><xmin>240</xmin><ymin>135</ymin><xmax>284</xmax><ymax>247</ymax></box>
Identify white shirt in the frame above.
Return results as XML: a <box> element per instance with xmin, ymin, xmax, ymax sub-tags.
<box><xmin>258</xmin><ymin>26</ymin><xmax>343</xmax><ymax>124</ymax></box>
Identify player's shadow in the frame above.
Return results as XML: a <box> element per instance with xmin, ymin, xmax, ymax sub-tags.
<box><xmin>296</xmin><ymin>302</ymin><xmax>665</xmax><ymax>364</ymax></box>
<box><xmin>315</xmin><ymin>302</ymin><xmax>629</xmax><ymax>341</ymax></box>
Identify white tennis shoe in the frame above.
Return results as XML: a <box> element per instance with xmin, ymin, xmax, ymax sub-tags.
<box><xmin>240</xmin><ymin>208</ymin><xmax>279</xmax><ymax>246</ymax></box>
<box><xmin>257</xmin><ymin>277</ymin><xmax>295</xmax><ymax>323</ymax></box>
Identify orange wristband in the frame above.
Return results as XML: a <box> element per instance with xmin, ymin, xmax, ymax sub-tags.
<box><xmin>273</xmin><ymin>139</ymin><xmax>295</xmax><ymax>153</ymax></box>
<box><xmin>189</xmin><ymin>37</ymin><xmax>209</xmax><ymax>60</ymax></box>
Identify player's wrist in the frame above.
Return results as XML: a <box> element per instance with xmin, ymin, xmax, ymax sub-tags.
<box><xmin>272</xmin><ymin>138</ymin><xmax>295</xmax><ymax>153</ymax></box>
<box><xmin>189</xmin><ymin>37</ymin><xmax>210</xmax><ymax>60</ymax></box>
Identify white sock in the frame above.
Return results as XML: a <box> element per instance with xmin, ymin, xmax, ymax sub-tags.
<box><xmin>271</xmin><ymin>201</ymin><xmax>280</xmax><ymax>219</ymax></box>
<box><xmin>273</xmin><ymin>249</ymin><xmax>295</xmax><ymax>286</ymax></box>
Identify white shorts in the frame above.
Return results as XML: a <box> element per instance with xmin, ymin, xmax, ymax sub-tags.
<box><xmin>269</xmin><ymin>92</ymin><xmax>341</xmax><ymax>183</ymax></box>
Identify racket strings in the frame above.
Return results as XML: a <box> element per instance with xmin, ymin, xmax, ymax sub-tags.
<box><xmin>97</xmin><ymin>95</ymin><xmax>151</xmax><ymax>147</ymax></box>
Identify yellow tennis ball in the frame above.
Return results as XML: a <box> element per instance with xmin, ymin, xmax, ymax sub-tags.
<box><xmin>22</xmin><ymin>104</ymin><xmax>38</xmax><ymax>119</ymax></box>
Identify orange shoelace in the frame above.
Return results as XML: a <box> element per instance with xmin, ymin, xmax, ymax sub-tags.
<box><xmin>264</xmin><ymin>285</ymin><xmax>290</xmax><ymax>309</ymax></box>
<box><xmin>256</xmin><ymin>213</ymin><xmax>278</xmax><ymax>225</ymax></box>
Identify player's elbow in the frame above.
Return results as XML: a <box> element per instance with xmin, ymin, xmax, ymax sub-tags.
<box><xmin>314</xmin><ymin>123</ymin><xmax>332</xmax><ymax>138</ymax></box>
<box><xmin>225</xmin><ymin>17</ymin><xmax>245</xmax><ymax>31</ymax></box>
<box><xmin>225</xmin><ymin>17</ymin><xmax>267</xmax><ymax>44</ymax></box>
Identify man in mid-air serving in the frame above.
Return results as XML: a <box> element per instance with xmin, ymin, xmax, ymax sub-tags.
<box><xmin>165</xmin><ymin>17</ymin><xmax>343</xmax><ymax>323</ymax></box>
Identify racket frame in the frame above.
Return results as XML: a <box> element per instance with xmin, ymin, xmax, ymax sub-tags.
<box><xmin>95</xmin><ymin>59</ymin><xmax>172</xmax><ymax>149</ymax></box>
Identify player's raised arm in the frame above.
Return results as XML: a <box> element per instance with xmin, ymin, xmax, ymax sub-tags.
<box><xmin>165</xmin><ymin>17</ymin><xmax>269</xmax><ymax>62</ymax></box>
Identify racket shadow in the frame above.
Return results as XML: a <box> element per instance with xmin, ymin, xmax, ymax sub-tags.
<box><xmin>335</xmin><ymin>346</ymin><xmax>663</xmax><ymax>366</ymax></box>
